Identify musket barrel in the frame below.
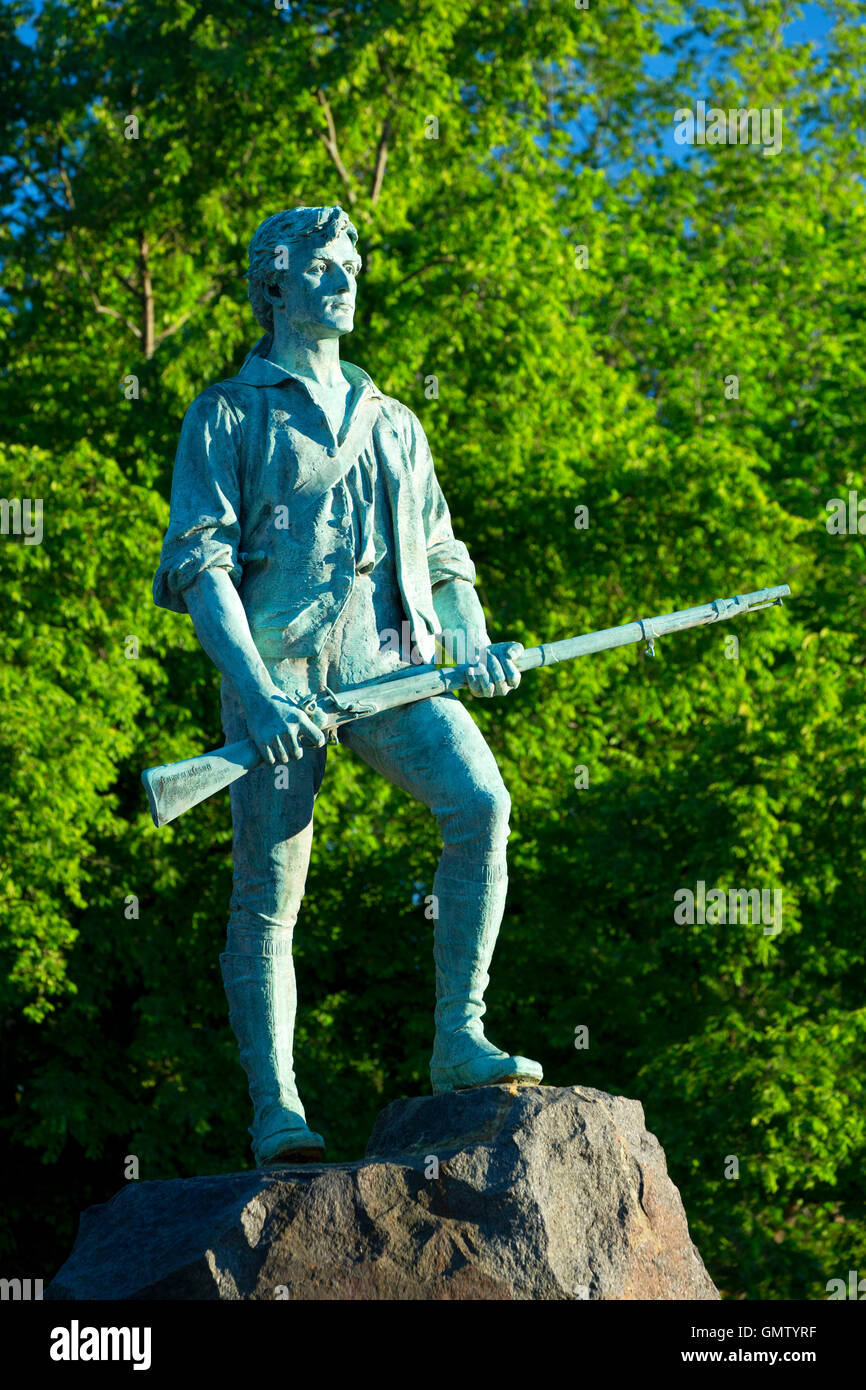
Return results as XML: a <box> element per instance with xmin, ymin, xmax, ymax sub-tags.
<box><xmin>519</xmin><ymin>585</ymin><xmax>790</xmax><ymax>670</ymax></box>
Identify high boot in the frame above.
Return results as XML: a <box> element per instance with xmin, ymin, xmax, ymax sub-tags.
<box><xmin>429</xmin><ymin>863</ymin><xmax>543</xmax><ymax>1094</ymax></box>
<box><xmin>219</xmin><ymin>947</ymin><xmax>325</xmax><ymax>1165</ymax></box>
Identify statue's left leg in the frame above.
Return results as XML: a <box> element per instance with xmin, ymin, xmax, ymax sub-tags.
<box><xmin>340</xmin><ymin>694</ymin><xmax>542</xmax><ymax>1094</ymax></box>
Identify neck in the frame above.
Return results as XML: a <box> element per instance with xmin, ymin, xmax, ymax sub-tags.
<box><xmin>268</xmin><ymin>319</ymin><xmax>346</xmax><ymax>387</ymax></box>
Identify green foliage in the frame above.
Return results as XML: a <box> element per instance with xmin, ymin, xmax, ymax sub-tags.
<box><xmin>1</xmin><ymin>0</ymin><xmax>864</xmax><ymax>1298</ymax></box>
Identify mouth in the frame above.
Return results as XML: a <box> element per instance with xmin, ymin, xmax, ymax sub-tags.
<box><xmin>330</xmin><ymin>302</ymin><xmax>353</xmax><ymax>312</ymax></box>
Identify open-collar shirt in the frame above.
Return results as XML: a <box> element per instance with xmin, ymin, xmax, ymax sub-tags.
<box><xmin>153</xmin><ymin>352</ymin><xmax>476</xmax><ymax>664</ymax></box>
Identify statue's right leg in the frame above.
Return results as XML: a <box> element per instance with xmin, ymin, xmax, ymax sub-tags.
<box><xmin>218</xmin><ymin>711</ymin><xmax>328</xmax><ymax>1167</ymax></box>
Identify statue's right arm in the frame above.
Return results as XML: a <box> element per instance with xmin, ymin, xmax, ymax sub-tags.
<box><xmin>184</xmin><ymin>568</ymin><xmax>325</xmax><ymax>765</ymax></box>
<box><xmin>153</xmin><ymin>389</ymin><xmax>325</xmax><ymax>765</ymax></box>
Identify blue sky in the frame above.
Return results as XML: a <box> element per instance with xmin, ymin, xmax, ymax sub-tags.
<box><xmin>645</xmin><ymin>0</ymin><xmax>832</xmax><ymax>84</ymax></box>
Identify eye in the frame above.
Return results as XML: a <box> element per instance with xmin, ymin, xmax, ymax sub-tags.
<box><xmin>345</xmin><ymin>263</ymin><xmax>359</xmax><ymax>277</ymax></box>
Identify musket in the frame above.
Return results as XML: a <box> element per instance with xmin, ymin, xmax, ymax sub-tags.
<box><xmin>142</xmin><ymin>584</ymin><xmax>790</xmax><ymax>828</ymax></box>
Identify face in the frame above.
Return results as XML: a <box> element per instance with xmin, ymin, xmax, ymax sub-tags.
<box><xmin>269</xmin><ymin>228</ymin><xmax>361</xmax><ymax>339</ymax></box>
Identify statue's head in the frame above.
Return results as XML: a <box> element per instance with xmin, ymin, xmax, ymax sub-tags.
<box><xmin>247</xmin><ymin>205</ymin><xmax>360</xmax><ymax>340</ymax></box>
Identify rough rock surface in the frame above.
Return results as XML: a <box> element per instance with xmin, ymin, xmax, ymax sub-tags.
<box><xmin>45</xmin><ymin>1084</ymin><xmax>718</xmax><ymax>1300</ymax></box>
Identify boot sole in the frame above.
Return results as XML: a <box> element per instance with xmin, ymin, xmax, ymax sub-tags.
<box><xmin>255</xmin><ymin>1131</ymin><xmax>326</xmax><ymax>1165</ymax></box>
<box><xmin>261</xmin><ymin>1145</ymin><xmax>325</xmax><ymax>1165</ymax></box>
<box><xmin>431</xmin><ymin>1073</ymin><xmax>542</xmax><ymax>1096</ymax></box>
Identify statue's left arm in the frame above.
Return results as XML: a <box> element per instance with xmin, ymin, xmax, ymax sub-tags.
<box><xmin>407</xmin><ymin>410</ymin><xmax>522</xmax><ymax>698</ymax></box>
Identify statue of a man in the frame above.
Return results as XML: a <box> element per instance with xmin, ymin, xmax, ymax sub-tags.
<box><xmin>153</xmin><ymin>205</ymin><xmax>542</xmax><ymax>1165</ymax></box>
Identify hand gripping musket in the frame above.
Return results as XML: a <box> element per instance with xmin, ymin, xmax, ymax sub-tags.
<box><xmin>142</xmin><ymin>584</ymin><xmax>790</xmax><ymax>827</ymax></box>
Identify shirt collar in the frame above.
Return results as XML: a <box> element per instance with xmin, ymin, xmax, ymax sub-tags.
<box><xmin>232</xmin><ymin>352</ymin><xmax>382</xmax><ymax>399</ymax></box>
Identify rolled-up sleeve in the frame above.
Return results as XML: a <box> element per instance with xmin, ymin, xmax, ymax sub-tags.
<box><xmin>153</xmin><ymin>388</ymin><xmax>244</xmax><ymax>614</ymax></box>
<box><xmin>405</xmin><ymin>410</ymin><xmax>476</xmax><ymax>588</ymax></box>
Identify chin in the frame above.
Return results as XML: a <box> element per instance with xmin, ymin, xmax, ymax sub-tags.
<box><xmin>316</xmin><ymin>318</ymin><xmax>352</xmax><ymax>338</ymax></box>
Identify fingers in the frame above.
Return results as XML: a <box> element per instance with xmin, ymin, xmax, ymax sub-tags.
<box><xmin>502</xmin><ymin>641</ymin><xmax>523</xmax><ymax>687</ymax></box>
<box><xmin>272</xmin><ymin>735</ymin><xmax>292</xmax><ymax>764</ymax></box>
<box><xmin>296</xmin><ymin>711</ymin><xmax>327</xmax><ymax>749</ymax></box>
<box><xmin>467</xmin><ymin>643</ymin><xmax>523</xmax><ymax>698</ymax></box>
<box><xmin>255</xmin><ymin>734</ymin><xmax>291</xmax><ymax>765</ymax></box>
<box><xmin>256</xmin><ymin>738</ymin><xmax>276</xmax><ymax>767</ymax></box>
<box><xmin>486</xmin><ymin>653</ymin><xmax>511</xmax><ymax>697</ymax></box>
<box><xmin>467</xmin><ymin>662</ymin><xmax>495</xmax><ymax>698</ymax></box>
<box><xmin>278</xmin><ymin>716</ymin><xmax>325</xmax><ymax>762</ymax></box>
<box><xmin>254</xmin><ymin>720</ymin><xmax>326</xmax><ymax>765</ymax></box>
<box><xmin>267</xmin><ymin>698</ymin><xmax>327</xmax><ymax>760</ymax></box>
<box><xmin>501</xmin><ymin>656</ymin><xmax>521</xmax><ymax>688</ymax></box>
<box><xmin>499</xmin><ymin>641</ymin><xmax>523</xmax><ymax>689</ymax></box>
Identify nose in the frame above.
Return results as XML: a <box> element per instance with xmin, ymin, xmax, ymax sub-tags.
<box><xmin>333</xmin><ymin>263</ymin><xmax>354</xmax><ymax>295</ymax></box>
